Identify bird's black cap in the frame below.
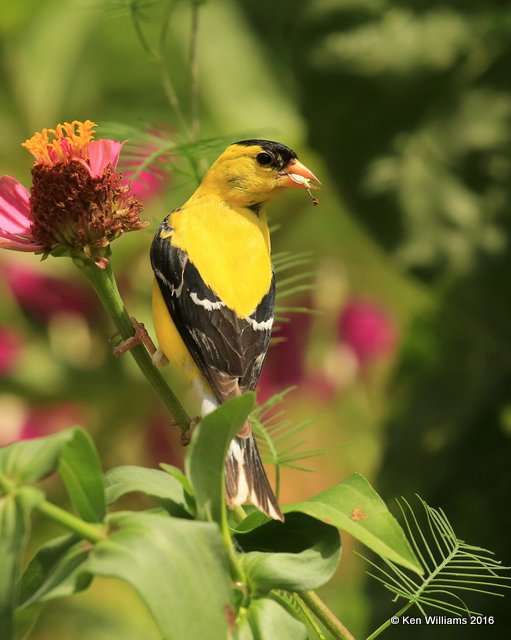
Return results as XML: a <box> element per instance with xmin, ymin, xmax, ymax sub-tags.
<box><xmin>234</xmin><ymin>139</ymin><xmax>297</xmax><ymax>166</ymax></box>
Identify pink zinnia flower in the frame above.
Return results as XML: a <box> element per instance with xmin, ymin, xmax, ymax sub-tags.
<box><xmin>0</xmin><ymin>176</ymin><xmax>44</xmax><ymax>252</ymax></box>
<box><xmin>0</xmin><ymin>120</ymin><xmax>146</xmax><ymax>268</ymax></box>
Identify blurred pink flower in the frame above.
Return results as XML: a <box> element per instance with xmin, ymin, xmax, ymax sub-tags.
<box><xmin>130</xmin><ymin>169</ymin><xmax>165</xmax><ymax>200</ymax></box>
<box><xmin>258</xmin><ymin>312</ymin><xmax>313</xmax><ymax>402</ymax></box>
<box><xmin>120</xmin><ymin>138</ymin><xmax>170</xmax><ymax>201</ymax></box>
<box><xmin>20</xmin><ymin>402</ymin><xmax>86</xmax><ymax>440</ymax></box>
<box><xmin>338</xmin><ymin>298</ymin><xmax>397</xmax><ymax>366</ymax></box>
<box><xmin>0</xmin><ymin>120</ymin><xmax>146</xmax><ymax>268</ymax></box>
<box><xmin>0</xmin><ymin>326</ymin><xmax>23</xmax><ymax>376</ymax></box>
<box><xmin>4</xmin><ymin>261</ymin><xmax>97</xmax><ymax>324</ymax></box>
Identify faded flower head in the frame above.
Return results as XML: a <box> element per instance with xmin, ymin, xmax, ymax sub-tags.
<box><xmin>0</xmin><ymin>120</ymin><xmax>147</xmax><ymax>268</ymax></box>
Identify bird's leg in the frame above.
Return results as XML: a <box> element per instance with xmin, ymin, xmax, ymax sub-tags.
<box><xmin>180</xmin><ymin>415</ymin><xmax>201</xmax><ymax>446</ymax></box>
<box><xmin>238</xmin><ymin>419</ymin><xmax>252</xmax><ymax>439</ymax></box>
<box><xmin>111</xmin><ymin>317</ymin><xmax>167</xmax><ymax>363</ymax></box>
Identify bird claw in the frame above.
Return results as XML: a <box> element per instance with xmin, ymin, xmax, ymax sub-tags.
<box><xmin>180</xmin><ymin>416</ymin><xmax>201</xmax><ymax>446</ymax></box>
<box><xmin>152</xmin><ymin>348</ymin><xmax>169</xmax><ymax>367</ymax></box>
<box><xmin>112</xmin><ymin>317</ymin><xmax>158</xmax><ymax>357</ymax></box>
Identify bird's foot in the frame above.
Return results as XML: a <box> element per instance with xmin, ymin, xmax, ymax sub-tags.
<box><xmin>112</xmin><ymin>317</ymin><xmax>158</xmax><ymax>357</ymax></box>
<box><xmin>180</xmin><ymin>416</ymin><xmax>201</xmax><ymax>446</ymax></box>
<box><xmin>151</xmin><ymin>348</ymin><xmax>169</xmax><ymax>367</ymax></box>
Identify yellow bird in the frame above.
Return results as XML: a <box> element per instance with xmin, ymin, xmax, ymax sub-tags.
<box><xmin>150</xmin><ymin>140</ymin><xmax>319</xmax><ymax>521</ymax></box>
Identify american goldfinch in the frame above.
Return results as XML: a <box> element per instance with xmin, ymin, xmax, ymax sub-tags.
<box><xmin>150</xmin><ymin>139</ymin><xmax>319</xmax><ymax>521</ymax></box>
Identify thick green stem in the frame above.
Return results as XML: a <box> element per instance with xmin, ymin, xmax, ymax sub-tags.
<box><xmin>299</xmin><ymin>590</ymin><xmax>355</xmax><ymax>640</ymax></box>
<box><xmin>1</xmin><ymin>472</ymin><xmax>105</xmax><ymax>543</ymax></box>
<box><xmin>278</xmin><ymin>592</ymin><xmax>327</xmax><ymax>639</ymax></box>
<box><xmin>81</xmin><ymin>261</ymin><xmax>190</xmax><ymax>432</ymax></box>
<box><xmin>36</xmin><ymin>500</ymin><xmax>107</xmax><ymax>543</ymax></box>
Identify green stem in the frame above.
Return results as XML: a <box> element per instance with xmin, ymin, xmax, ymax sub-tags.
<box><xmin>0</xmin><ymin>472</ymin><xmax>16</xmax><ymax>494</ymax></box>
<box><xmin>36</xmin><ymin>500</ymin><xmax>107</xmax><ymax>543</ymax></box>
<box><xmin>1</xmin><ymin>472</ymin><xmax>105</xmax><ymax>543</ymax></box>
<box><xmin>366</xmin><ymin>603</ymin><xmax>412</xmax><ymax>640</ymax></box>
<box><xmin>284</xmin><ymin>592</ymin><xmax>327</xmax><ymax>639</ymax></box>
<box><xmin>299</xmin><ymin>590</ymin><xmax>355</xmax><ymax>640</ymax></box>
<box><xmin>189</xmin><ymin>1</ymin><xmax>201</xmax><ymax>141</ymax></box>
<box><xmin>230</xmin><ymin>504</ymin><xmax>247</xmax><ymax>526</ymax></box>
<box><xmin>81</xmin><ymin>261</ymin><xmax>190</xmax><ymax>433</ymax></box>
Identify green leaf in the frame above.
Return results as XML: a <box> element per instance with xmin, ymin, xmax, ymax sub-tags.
<box><xmin>17</xmin><ymin>535</ymin><xmax>91</xmax><ymax>610</ymax></box>
<box><xmin>104</xmin><ymin>465</ymin><xmax>189</xmax><ymax>516</ymax></box>
<box><xmin>58</xmin><ymin>429</ymin><xmax>105</xmax><ymax>523</ymax></box>
<box><xmin>0</xmin><ymin>427</ymin><xmax>105</xmax><ymax>523</ymax></box>
<box><xmin>286</xmin><ymin>473</ymin><xmax>422</xmax><ymax>574</ymax></box>
<box><xmin>0</xmin><ymin>487</ymin><xmax>43</xmax><ymax>640</ymax></box>
<box><xmin>0</xmin><ymin>429</ymin><xmax>75</xmax><ymax>485</ymax></box>
<box><xmin>159</xmin><ymin>463</ymin><xmax>193</xmax><ymax>496</ymax></box>
<box><xmin>185</xmin><ymin>393</ymin><xmax>255</xmax><ymax>524</ymax></box>
<box><xmin>236</xmin><ymin>598</ymin><xmax>307</xmax><ymax>640</ymax></box>
<box><xmin>236</xmin><ymin>513</ymin><xmax>340</xmax><ymax>594</ymax></box>
<box><xmin>14</xmin><ymin>534</ymin><xmax>92</xmax><ymax>639</ymax></box>
<box><xmin>87</xmin><ymin>512</ymin><xmax>232</xmax><ymax>640</ymax></box>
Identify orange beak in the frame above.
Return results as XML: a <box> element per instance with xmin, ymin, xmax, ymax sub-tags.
<box><xmin>278</xmin><ymin>159</ymin><xmax>321</xmax><ymax>189</ymax></box>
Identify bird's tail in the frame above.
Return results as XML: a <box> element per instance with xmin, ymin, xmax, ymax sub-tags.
<box><xmin>225</xmin><ymin>434</ymin><xmax>284</xmax><ymax>521</ymax></box>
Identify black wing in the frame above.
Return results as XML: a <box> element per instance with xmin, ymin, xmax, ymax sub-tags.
<box><xmin>150</xmin><ymin>217</ymin><xmax>275</xmax><ymax>402</ymax></box>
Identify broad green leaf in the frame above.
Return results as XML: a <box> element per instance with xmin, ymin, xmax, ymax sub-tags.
<box><xmin>59</xmin><ymin>429</ymin><xmax>105</xmax><ymax>523</ymax></box>
<box><xmin>14</xmin><ymin>535</ymin><xmax>91</xmax><ymax>639</ymax></box>
<box><xmin>105</xmin><ymin>465</ymin><xmax>189</xmax><ymax>516</ymax></box>
<box><xmin>87</xmin><ymin>512</ymin><xmax>232</xmax><ymax>640</ymax></box>
<box><xmin>0</xmin><ymin>487</ymin><xmax>43</xmax><ymax>640</ymax></box>
<box><xmin>12</xmin><ymin>603</ymin><xmax>42</xmax><ymax>640</ymax></box>
<box><xmin>236</xmin><ymin>513</ymin><xmax>340</xmax><ymax>594</ymax></box>
<box><xmin>286</xmin><ymin>473</ymin><xmax>422</xmax><ymax>574</ymax></box>
<box><xmin>233</xmin><ymin>510</ymin><xmax>271</xmax><ymax>533</ymax></box>
<box><xmin>185</xmin><ymin>393</ymin><xmax>255</xmax><ymax>524</ymax></box>
<box><xmin>159</xmin><ymin>463</ymin><xmax>193</xmax><ymax>496</ymax></box>
<box><xmin>0</xmin><ymin>427</ymin><xmax>105</xmax><ymax>523</ymax></box>
<box><xmin>0</xmin><ymin>430</ymin><xmax>76</xmax><ymax>485</ymax></box>
<box><xmin>236</xmin><ymin>598</ymin><xmax>307</xmax><ymax>640</ymax></box>
<box><xmin>17</xmin><ymin>535</ymin><xmax>91</xmax><ymax>610</ymax></box>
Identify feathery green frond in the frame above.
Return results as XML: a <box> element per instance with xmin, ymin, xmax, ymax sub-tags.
<box><xmin>363</xmin><ymin>496</ymin><xmax>511</xmax><ymax>638</ymax></box>
<box><xmin>251</xmin><ymin>389</ymin><xmax>330</xmax><ymax>499</ymax></box>
<box><xmin>272</xmin><ymin>250</ymin><xmax>317</xmax><ymax>323</ymax></box>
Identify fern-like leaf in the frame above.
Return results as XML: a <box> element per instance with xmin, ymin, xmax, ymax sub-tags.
<box><xmin>251</xmin><ymin>388</ymin><xmax>329</xmax><ymax>499</ymax></box>
<box><xmin>363</xmin><ymin>496</ymin><xmax>511</xmax><ymax>638</ymax></box>
<box><xmin>272</xmin><ymin>250</ymin><xmax>317</xmax><ymax>324</ymax></box>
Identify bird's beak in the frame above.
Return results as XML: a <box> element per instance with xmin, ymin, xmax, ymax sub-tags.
<box><xmin>278</xmin><ymin>159</ymin><xmax>321</xmax><ymax>189</ymax></box>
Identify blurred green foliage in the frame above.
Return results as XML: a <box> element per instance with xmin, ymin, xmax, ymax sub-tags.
<box><xmin>1</xmin><ymin>0</ymin><xmax>510</xmax><ymax>638</ymax></box>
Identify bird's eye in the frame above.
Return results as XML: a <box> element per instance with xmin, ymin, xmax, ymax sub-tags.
<box><xmin>256</xmin><ymin>152</ymin><xmax>273</xmax><ymax>166</ymax></box>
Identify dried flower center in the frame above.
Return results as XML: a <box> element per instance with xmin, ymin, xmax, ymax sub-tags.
<box><xmin>22</xmin><ymin>120</ymin><xmax>97</xmax><ymax>166</ymax></box>
<box><xmin>28</xmin><ymin>160</ymin><xmax>146</xmax><ymax>268</ymax></box>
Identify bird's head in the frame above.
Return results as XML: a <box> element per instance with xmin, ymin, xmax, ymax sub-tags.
<box><xmin>197</xmin><ymin>139</ymin><xmax>320</xmax><ymax>209</ymax></box>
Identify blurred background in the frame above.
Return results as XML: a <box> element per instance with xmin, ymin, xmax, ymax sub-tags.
<box><xmin>1</xmin><ymin>1</ymin><xmax>510</xmax><ymax>638</ymax></box>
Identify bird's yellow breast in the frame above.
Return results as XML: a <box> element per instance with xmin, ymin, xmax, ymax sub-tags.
<box><xmin>168</xmin><ymin>195</ymin><xmax>272</xmax><ymax>317</ymax></box>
